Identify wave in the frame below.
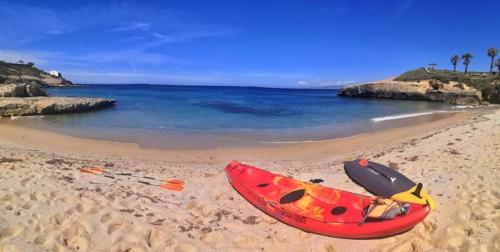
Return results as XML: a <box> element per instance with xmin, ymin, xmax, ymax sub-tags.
<box><xmin>370</xmin><ymin>111</ymin><xmax>450</xmax><ymax>122</ymax></box>
<box><xmin>261</xmin><ymin>133</ymin><xmax>367</xmax><ymax>144</ymax></box>
<box><xmin>453</xmin><ymin>105</ymin><xmax>478</xmax><ymax>109</ymax></box>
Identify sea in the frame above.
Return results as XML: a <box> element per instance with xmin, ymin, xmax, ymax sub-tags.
<box><xmin>11</xmin><ymin>84</ymin><xmax>459</xmax><ymax>149</ymax></box>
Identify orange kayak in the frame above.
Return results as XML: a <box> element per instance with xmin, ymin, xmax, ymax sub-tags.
<box><xmin>225</xmin><ymin>161</ymin><xmax>430</xmax><ymax>238</ymax></box>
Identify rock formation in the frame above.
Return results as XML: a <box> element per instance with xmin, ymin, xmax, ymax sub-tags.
<box><xmin>0</xmin><ymin>97</ymin><xmax>116</xmax><ymax>117</ymax></box>
<box><xmin>0</xmin><ymin>83</ymin><xmax>47</xmax><ymax>97</ymax></box>
<box><xmin>337</xmin><ymin>80</ymin><xmax>482</xmax><ymax>105</ymax></box>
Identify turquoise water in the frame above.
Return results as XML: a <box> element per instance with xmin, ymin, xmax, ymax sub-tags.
<box><xmin>16</xmin><ymin>85</ymin><xmax>453</xmax><ymax>148</ymax></box>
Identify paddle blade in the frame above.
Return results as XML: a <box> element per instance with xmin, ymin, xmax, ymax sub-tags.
<box><xmin>80</xmin><ymin>167</ymin><xmax>104</xmax><ymax>175</ymax></box>
<box><xmin>163</xmin><ymin>179</ymin><xmax>185</xmax><ymax>185</ymax></box>
<box><xmin>160</xmin><ymin>183</ymin><xmax>184</xmax><ymax>191</ymax></box>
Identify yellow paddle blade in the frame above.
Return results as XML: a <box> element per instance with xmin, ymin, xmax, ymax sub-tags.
<box><xmin>391</xmin><ymin>185</ymin><xmax>436</xmax><ymax>209</ymax></box>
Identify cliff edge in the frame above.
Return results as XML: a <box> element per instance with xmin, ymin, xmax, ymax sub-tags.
<box><xmin>337</xmin><ymin>79</ymin><xmax>483</xmax><ymax>105</ymax></box>
<box><xmin>0</xmin><ymin>61</ymin><xmax>72</xmax><ymax>87</ymax></box>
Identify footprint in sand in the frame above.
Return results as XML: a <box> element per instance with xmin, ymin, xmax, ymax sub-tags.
<box><xmin>146</xmin><ymin>228</ymin><xmax>175</xmax><ymax>250</ymax></box>
<box><xmin>21</xmin><ymin>201</ymin><xmax>35</xmax><ymax>210</ymax></box>
<box><xmin>33</xmin><ymin>235</ymin><xmax>47</xmax><ymax>245</ymax></box>
<box><xmin>60</xmin><ymin>225</ymin><xmax>90</xmax><ymax>252</ymax></box>
<box><xmin>107</xmin><ymin>221</ymin><xmax>123</xmax><ymax>235</ymax></box>
<box><xmin>74</xmin><ymin>203</ymin><xmax>87</xmax><ymax>213</ymax></box>
<box><xmin>0</xmin><ymin>224</ymin><xmax>26</xmax><ymax>242</ymax></box>
<box><xmin>100</xmin><ymin>212</ymin><xmax>113</xmax><ymax>223</ymax></box>
<box><xmin>51</xmin><ymin>212</ymin><xmax>67</xmax><ymax>226</ymax></box>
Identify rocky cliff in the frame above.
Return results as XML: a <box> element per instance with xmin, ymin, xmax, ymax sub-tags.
<box><xmin>0</xmin><ymin>97</ymin><xmax>115</xmax><ymax>117</ymax></box>
<box><xmin>0</xmin><ymin>62</ymin><xmax>117</xmax><ymax>116</ymax></box>
<box><xmin>0</xmin><ymin>61</ymin><xmax>72</xmax><ymax>87</ymax></box>
<box><xmin>337</xmin><ymin>80</ymin><xmax>483</xmax><ymax>105</ymax></box>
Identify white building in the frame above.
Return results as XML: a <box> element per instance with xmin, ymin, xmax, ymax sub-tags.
<box><xmin>49</xmin><ymin>71</ymin><xmax>61</xmax><ymax>78</ymax></box>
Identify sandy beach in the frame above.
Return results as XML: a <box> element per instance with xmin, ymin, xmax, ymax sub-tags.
<box><xmin>0</xmin><ymin>107</ymin><xmax>499</xmax><ymax>252</ymax></box>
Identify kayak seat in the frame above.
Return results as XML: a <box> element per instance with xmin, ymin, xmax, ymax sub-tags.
<box><xmin>280</xmin><ymin>189</ymin><xmax>306</xmax><ymax>204</ymax></box>
<box><xmin>331</xmin><ymin>206</ymin><xmax>347</xmax><ymax>215</ymax></box>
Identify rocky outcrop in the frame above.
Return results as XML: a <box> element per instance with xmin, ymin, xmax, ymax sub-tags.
<box><xmin>0</xmin><ymin>83</ymin><xmax>47</xmax><ymax>97</ymax></box>
<box><xmin>337</xmin><ymin>80</ymin><xmax>483</xmax><ymax>105</ymax></box>
<box><xmin>0</xmin><ymin>62</ymin><xmax>116</xmax><ymax>117</ymax></box>
<box><xmin>0</xmin><ymin>97</ymin><xmax>115</xmax><ymax>116</ymax></box>
<box><xmin>0</xmin><ymin>61</ymin><xmax>73</xmax><ymax>87</ymax></box>
<box><xmin>1</xmin><ymin>72</ymin><xmax>73</xmax><ymax>87</ymax></box>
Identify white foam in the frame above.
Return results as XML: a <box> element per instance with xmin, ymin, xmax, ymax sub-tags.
<box><xmin>261</xmin><ymin>133</ymin><xmax>367</xmax><ymax>144</ymax></box>
<box><xmin>453</xmin><ymin>105</ymin><xmax>477</xmax><ymax>109</ymax></box>
<box><xmin>10</xmin><ymin>115</ymin><xmax>45</xmax><ymax>120</ymax></box>
<box><xmin>370</xmin><ymin>111</ymin><xmax>450</xmax><ymax>122</ymax></box>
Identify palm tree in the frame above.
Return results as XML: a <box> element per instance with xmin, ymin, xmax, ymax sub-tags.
<box><xmin>462</xmin><ymin>53</ymin><xmax>473</xmax><ymax>74</ymax></box>
<box><xmin>496</xmin><ymin>58</ymin><xmax>500</xmax><ymax>76</ymax></box>
<box><xmin>488</xmin><ymin>47</ymin><xmax>499</xmax><ymax>74</ymax></box>
<box><xmin>450</xmin><ymin>55</ymin><xmax>460</xmax><ymax>72</ymax></box>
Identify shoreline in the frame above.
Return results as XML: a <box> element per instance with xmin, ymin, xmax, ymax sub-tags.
<box><xmin>0</xmin><ymin>110</ymin><xmax>470</xmax><ymax>163</ymax></box>
<box><xmin>2</xmin><ymin>108</ymin><xmax>462</xmax><ymax>149</ymax></box>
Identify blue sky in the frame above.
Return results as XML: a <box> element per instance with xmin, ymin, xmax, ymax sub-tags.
<box><xmin>0</xmin><ymin>0</ymin><xmax>498</xmax><ymax>87</ymax></box>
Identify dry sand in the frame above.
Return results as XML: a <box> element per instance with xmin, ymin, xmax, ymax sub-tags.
<box><xmin>0</xmin><ymin>108</ymin><xmax>499</xmax><ymax>251</ymax></box>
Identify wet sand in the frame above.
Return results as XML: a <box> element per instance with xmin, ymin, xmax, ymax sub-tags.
<box><xmin>0</xmin><ymin>108</ymin><xmax>499</xmax><ymax>251</ymax></box>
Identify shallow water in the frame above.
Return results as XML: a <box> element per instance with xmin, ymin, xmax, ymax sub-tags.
<box><xmin>12</xmin><ymin>84</ymin><xmax>455</xmax><ymax>148</ymax></box>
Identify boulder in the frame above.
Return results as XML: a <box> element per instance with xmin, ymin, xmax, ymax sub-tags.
<box><xmin>0</xmin><ymin>83</ymin><xmax>47</xmax><ymax>97</ymax></box>
<box><xmin>0</xmin><ymin>97</ymin><xmax>115</xmax><ymax>116</ymax></box>
<box><xmin>0</xmin><ymin>84</ymin><xmax>27</xmax><ymax>97</ymax></box>
<box><xmin>26</xmin><ymin>84</ymin><xmax>47</xmax><ymax>96</ymax></box>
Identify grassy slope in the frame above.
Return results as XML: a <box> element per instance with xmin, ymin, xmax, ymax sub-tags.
<box><xmin>0</xmin><ymin>61</ymin><xmax>45</xmax><ymax>78</ymax></box>
<box><xmin>0</xmin><ymin>61</ymin><xmax>72</xmax><ymax>86</ymax></box>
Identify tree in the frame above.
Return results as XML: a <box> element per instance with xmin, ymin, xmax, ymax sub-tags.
<box><xmin>496</xmin><ymin>58</ymin><xmax>500</xmax><ymax>76</ymax></box>
<box><xmin>488</xmin><ymin>47</ymin><xmax>499</xmax><ymax>74</ymax></box>
<box><xmin>450</xmin><ymin>55</ymin><xmax>460</xmax><ymax>72</ymax></box>
<box><xmin>462</xmin><ymin>53</ymin><xmax>473</xmax><ymax>74</ymax></box>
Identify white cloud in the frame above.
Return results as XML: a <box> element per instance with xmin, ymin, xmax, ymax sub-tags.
<box><xmin>144</xmin><ymin>25</ymin><xmax>236</xmax><ymax>48</ymax></box>
<box><xmin>63</xmin><ymin>70</ymin><xmax>224</xmax><ymax>84</ymax></box>
<box><xmin>109</xmin><ymin>22</ymin><xmax>150</xmax><ymax>32</ymax></box>
<box><xmin>336</xmin><ymin>80</ymin><xmax>355</xmax><ymax>86</ymax></box>
<box><xmin>77</xmin><ymin>50</ymin><xmax>185</xmax><ymax>65</ymax></box>
<box><xmin>0</xmin><ymin>1</ymin><xmax>236</xmax><ymax>48</ymax></box>
<box><xmin>0</xmin><ymin>48</ymin><xmax>185</xmax><ymax>71</ymax></box>
<box><xmin>296</xmin><ymin>79</ymin><xmax>355</xmax><ymax>88</ymax></box>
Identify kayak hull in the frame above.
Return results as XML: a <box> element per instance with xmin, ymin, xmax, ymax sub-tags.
<box><xmin>225</xmin><ymin>161</ymin><xmax>430</xmax><ymax>239</ymax></box>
